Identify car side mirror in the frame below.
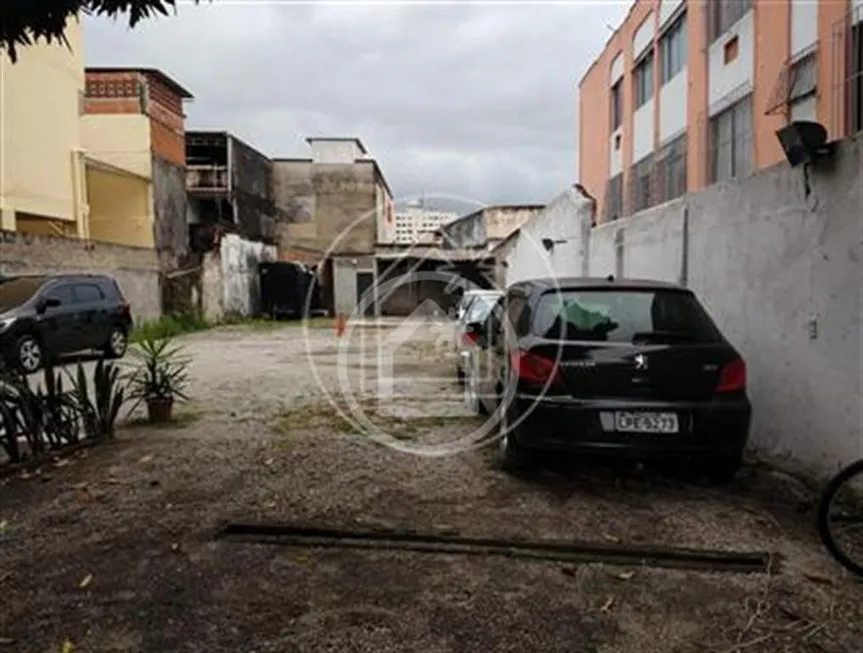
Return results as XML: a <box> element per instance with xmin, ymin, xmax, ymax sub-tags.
<box><xmin>36</xmin><ymin>297</ymin><xmax>61</xmax><ymax>314</ymax></box>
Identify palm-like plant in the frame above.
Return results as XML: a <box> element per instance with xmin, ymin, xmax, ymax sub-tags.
<box><xmin>125</xmin><ymin>335</ymin><xmax>190</xmax><ymax>423</ymax></box>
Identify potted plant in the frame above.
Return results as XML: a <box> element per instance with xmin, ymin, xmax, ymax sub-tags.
<box><xmin>126</xmin><ymin>335</ymin><xmax>190</xmax><ymax>424</ymax></box>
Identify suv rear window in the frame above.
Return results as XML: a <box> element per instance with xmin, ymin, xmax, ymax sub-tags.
<box><xmin>532</xmin><ymin>289</ymin><xmax>722</xmax><ymax>343</ymax></box>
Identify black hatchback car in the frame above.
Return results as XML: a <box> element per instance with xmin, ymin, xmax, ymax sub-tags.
<box><xmin>0</xmin><ymin>274</ymin><xmax>133</xmax><ymax>373</ymax></box>
<box><xmin>469</xmin><ymin>277</ymin><xmax>751</xmax><ymax>482</ymax></box>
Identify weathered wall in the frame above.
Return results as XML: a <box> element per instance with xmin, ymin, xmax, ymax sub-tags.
<box><xmin>507</xmin><ymin>139</ymin><xmax>863</xmax><ymax>475</ymax></box>
<box><xmin>231</xmin><ymin>137</ymin><xmax>276</xmax><ymax>243</ymax></box>
<box><xmin>272</xmin><ymin>160</ymin><xmax>377</xmax><ymax>256</ymax></box>
<box><xmin>220</xmin><ymin>233</ymin><xmax>277</xmax><ymax>316</ymax></box>
<box><xmin>200</xmin><ymin>251</ymin><xmax>223</xmax><ymax>322</ymax></box>
<box><xmin>484</xmin><ymin>206</ymin><xmax>544</xmax><ymax>241</ymax></box>
<box><xmin>0</xmin><ymin>230</ymin><xmax>161</xmax><ymax>321</ymax></box>
<box><xmin>441</xmin><ymin>212</ymin><xmax>486</xmax><ymax>249</ymax></box>
<box><xmin>506</xmin><ymin>187</ymin><xmax>594</xmax><ymax>286</ymax></box>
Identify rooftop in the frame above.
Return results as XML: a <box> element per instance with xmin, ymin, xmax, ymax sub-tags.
<box><xmin>305</xmin><ymin>137</ymin><xmax>368</xmax><ymax>154</ymax></box>
<box><xmin>85</xmin><ymin>67</ymin><xmax>194</xmax><ymax>99</ymax></box>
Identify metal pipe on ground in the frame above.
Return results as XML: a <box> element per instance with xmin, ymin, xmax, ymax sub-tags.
<box><xmin>215</xmin><ymin>522</ymin><xmax>778</xmax><ymax>575</ymax></box>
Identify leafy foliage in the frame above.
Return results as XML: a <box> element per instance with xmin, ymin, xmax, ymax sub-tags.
<box><xmin>69</xmin><ymin>359</ymin><xmax>126</xmax><ymax>440</ymax></box>
<box><xmin>1</xmin><ymin>0</ymin><xmax>204</xmax><ymax>63</ymax></box>
<box><xmin>125</xmin><ymin>335</ymin><xmax>190</xmax><ymax>408</ymax></box>
<box><xmin>0</xmin><ymin>364</ymin><xmax>79</xmax><ymax>464</ymax></box>
<box><xmin>0</xmin><ymin>359</ymin><xmax>127</xmax><ymax>465</ymax></box>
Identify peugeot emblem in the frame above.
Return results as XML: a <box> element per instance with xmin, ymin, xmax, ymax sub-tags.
<box><xmin>634</xmin><ymin>354</ymin><xmax>648</xmax><ymax>371</ymax></box>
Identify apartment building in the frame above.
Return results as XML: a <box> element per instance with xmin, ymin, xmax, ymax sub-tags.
<box><xmin>392</xmin><ymin>203</ymin><xmax>458</xmax><ymax>244</ymax></box>
<box><xmin>579</xmin><ymin>0</ymin><xmax>863</xmax><ymax>223</ymax></box>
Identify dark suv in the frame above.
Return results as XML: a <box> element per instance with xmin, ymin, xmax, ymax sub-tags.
<box><xmin>469</xmin><ymin>277</ymin><xmax>752</xmax><ymax>482</ymax></box>
<box><xmin>0</xmin><ymin>274</ymin><xmax>133</xmax><ymax>373</ymax></box>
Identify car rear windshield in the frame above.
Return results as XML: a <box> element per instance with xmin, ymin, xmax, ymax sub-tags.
<box><xmin>466</xmin><ymin>294</ymin><xmax>499</xmax><ymax>323</ymax></box>
<box><xmin>0</xmin><ymin>278</ymin><xmax>45</xmax><ymax>312</ymax></box>
<box><xmin>532</xmin><ymin>289</ymin><xmax>722</xmax><ymax>343</ymax></box>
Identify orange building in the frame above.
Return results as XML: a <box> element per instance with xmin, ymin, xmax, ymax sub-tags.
<box><xmin>579</xmin><ymin>0</ymin><xmax>863</xmax><ymax>223</ymax></box>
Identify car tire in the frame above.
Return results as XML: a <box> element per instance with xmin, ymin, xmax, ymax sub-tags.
<box><xmin>15</xmin><ymin>334</ymin><xmax>44</xmax><ymax>374</ymax></box>
<box><xmin>104</xmin><ymin>325</ymin><xmax>128</xmax><ymax>359</ymax></box>
<box><xmin>703</xmin><ymin>452</ymin><xmax>743</xmax><ymax>485</ymax></box>
<box><xmin>499</xmin><ymin>408</ymin><xmax>535</xmax><ymax>473</ymax></box>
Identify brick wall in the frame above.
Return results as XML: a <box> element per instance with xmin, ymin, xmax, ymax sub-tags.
<box><xmin>0</xmin><ymin>230</ymin><xmax>161</xmax><ymax>321</ymax></box>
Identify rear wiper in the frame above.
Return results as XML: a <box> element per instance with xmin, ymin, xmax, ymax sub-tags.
<box><xmin>632</xmin><ymin>330</ymin><xmax>699</xmax><ymax>342</ymax></box>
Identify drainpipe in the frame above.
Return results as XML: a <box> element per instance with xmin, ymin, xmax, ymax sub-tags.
<box><xmin>71</xmin><ymin>147</ymin><xmax>89</xmax><ymax>240</ymax></box>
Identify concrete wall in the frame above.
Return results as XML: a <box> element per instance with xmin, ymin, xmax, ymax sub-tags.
<box><xmin>201</xmin><ymin>251</ymin><xmax>223</xmax><ymax>322</ymax></box>
<box><xmin>220</xmin><ymin>233</ymin><xmax>276</xmax><ymax>316</ymax></box>
<box><xmin>86</xmin><ymin>165</ymin><xmax>154</xmax><ymax>248</ymax></box>
<box><xmin>506</xmin><ymin>139</ymin><xmax>862</xmax><ymax>474</ymax></box>
<box><xmin>273</xmin><ymin>160</ymin><xmax>377</xmax><ymax>256</ymax></box>
<box><xmin>506</xmin><ymin>187</ymin><xmax>594</xmax><ymax>286</ymax></box>
<box><xmin>80</xmin><ymin>113</ymin><xmax>153</xmax><ymax>179</ymax></box>
<box><xmin>0</xmin><ymin>229</ymin><xmax>161</xmax><ymax>322</ymax></box>
<box><xmin>441</xmin><ymin>212</ymin><xmax>486</xmax><ymax>249</ymax></box>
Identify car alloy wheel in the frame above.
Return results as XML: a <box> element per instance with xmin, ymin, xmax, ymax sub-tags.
<box><xmin>17</xmin><ymin>336</ymin><xmax>42</xmax><ymax>373</ymax></box>
<box><xmin>109</xmin><ymin>327</ymin><xmax>128</xmax><ymax>357</ymax></box>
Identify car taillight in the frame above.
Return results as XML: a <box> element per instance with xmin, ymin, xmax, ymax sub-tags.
<box><xmin>462</xmin><ymin>332</ymin><xmax>479</xmax><ymax>346</ymax></box>
<box><xmin>716</xmin><ymin>358</ymin><xmax>746</xmax><ymax>392</ymax></box>
<box><xmin>510</xmin><ymin>350</ymin><xmax>564</xmax><ymax>387</ymax></box>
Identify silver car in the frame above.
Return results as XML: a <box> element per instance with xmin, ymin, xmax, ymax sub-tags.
<box><xmin>453</xmin><ymin>290</ymin><xmax>502</xmax><ymax>381</ymax></box>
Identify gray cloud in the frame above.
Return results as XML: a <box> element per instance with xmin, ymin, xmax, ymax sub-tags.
<box><xmin>84</xmin><ymin>1</ymin><xmax>627</xmax><ymax>207</ymax></box>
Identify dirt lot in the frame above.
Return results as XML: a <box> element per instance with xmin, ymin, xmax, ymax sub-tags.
<box><xmin>1</xmin><ymin>321</ymin><xmax>862</xmax><ymax>653</ymax></box>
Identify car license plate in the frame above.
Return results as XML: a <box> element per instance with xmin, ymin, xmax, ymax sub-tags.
<box><xmin>615</xmin><ymin>411</ymin><xmax>679</xmax><ymax>434</ymax></box>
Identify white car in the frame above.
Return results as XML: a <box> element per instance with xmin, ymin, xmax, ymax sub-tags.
<box><xmin>453</xmin><ymin>290</ymin><xmax>502</xmax><ymax>381</ymax></box>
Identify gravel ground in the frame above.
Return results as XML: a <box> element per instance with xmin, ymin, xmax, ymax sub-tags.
<box><xmin>1</xmin><ymin>321</ymin><xmax>862</xmax><ymax>653</ymax></box>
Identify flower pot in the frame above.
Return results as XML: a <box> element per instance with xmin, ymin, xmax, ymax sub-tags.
<box><xmin>146</xmin><ymin>397</ymin><xmax>174</xmax><ymax>424</ymax></box>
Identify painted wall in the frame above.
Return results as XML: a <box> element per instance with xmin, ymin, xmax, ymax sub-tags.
<box><xmin>220</xmin><ymin>233</ymin><xmax>276</xmax><ymax>316</ymax></box>
<box><xmin>86</xmin><ymin>166</ymin><xmax>153</xmax><ymax>248</ymax></box>
<box><xmin>511</xmin><ymin>138</ymin><xmax>863</xmax><ymax>475</ymax></box>
<box><xmin>505</xmin><ymin>187</ymin><xmax>594</xmax><ymax>286</ymax></box>
<box><xmin>633</xmin><ymin>100</ymin><xmax>655</xmax><ymax>163</ymax></box>
<box><xmin>0</xmin><ymin>229</ymin><xmax>161</xmax><ymax>321</ymax></box>
<box><xmin>707</xmin><ymin>9</ymin><xmax>754</xmax><ymax>115</ymax></box>
<box><xmin>659</xmin><ymin>67</ymin><xmax>687</xmax><ymax>144</ymax></box>
<box><xmin>0</xmin><ymin>20</ymin><xmax>85</xmax><ymax>229</ymax></box>
<box><xmin>80</xmin><ymin>114</ymin><xmax>153</xmax><ymax>179</ymax></box>
<box><xmin>790</xmin><ymin>0</ymin><xmax>819</xmax><ymax>57</ymax></box>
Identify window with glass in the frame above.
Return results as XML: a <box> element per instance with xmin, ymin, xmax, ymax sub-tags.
<box><xmin>710</xmin><ymin>0</ymin><xmax>752</xmax><ymax>42</ymax></box>
<box><xmin>660</xmin><ymin>13</ymin><xmax>688</xmax><ymax>85</ymax></box>
<box><xmin>710</xmin><ymin>95</ymin><xmax>753</xmax><ymax>183</ymax></box>
<box><xmin>634</xmin><ymin>52</ymin><xmax>654</xmax><ymax>108</ymax></box>
<box><xmin>610</xmin><ymin>81</ymin><xmax>622</xmax><ymax>130</ymax></box>
<box><xmin>604</xmin><ymin>174</ymin><xmax>624</xmax><ymax>222</ymax></box>
<box><xmin>654</xmin><ymin>135</ymin><xmax>687</xmax><ymax>203</ymax></box>
<box><xmin>629</xmin><ymin>156</ymin><xmax>655</xmax><ymax>214</ymax></box>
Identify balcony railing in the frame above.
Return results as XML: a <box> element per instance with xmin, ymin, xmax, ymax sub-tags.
<box><xmin>186</xmin><ymin>165</ymin><xmax>228</xmax><ymax>192</ymax></box>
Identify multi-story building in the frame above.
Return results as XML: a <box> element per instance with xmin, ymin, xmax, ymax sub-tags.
<box><xmin>186</xmin><ymin>130</ymin><xmax>277</xmax><ymax>249</ymax></box>
<box><xmin>579</xmin><ymin>0</ymin><xmax>863</xmax><ymax>223</ymax></box>
<box><xmin>83</xmin><ymin>67</ymin><xmax>193</xmax><ymax>255</ymax></box>
<box><xmin>392</xmin><ymin>202</ymin><xmax>458</xmax><ymax>244</ymax></box>
<box><xmin>1</xmin><ymin>20</ymin><xmax>89</xmax><ymax>237</ymax></box>
<box><xmin>272</xmin><ymin>137</ymin><xmax>394</xmax><ymax>316</ymax></box>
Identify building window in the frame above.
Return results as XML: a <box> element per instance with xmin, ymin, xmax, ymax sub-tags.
<box><xmin>634</xmin><ymin>51</ymin><xmax>654</xmax><ymax>109</ymax></box>
<box><xmin>660</xmin><ymin>13</ymin><xmax>688</xmax><ymax>84</ymax></box>
<box><xmin>629</xmin><ymin>156</ymin><xmax>655</xmax><ymax>214</ymax></box>
<box><xmin>654</xmin><ymin>134</ymin><xmax>687</xmax><ymax>203</ymax></box>
<box><xmin>788</xmin><ymin>49</ymin><xmax>818</xmax><ymax>122</ymax></box>
<box><xmin>610</xmin><ymin>80</ymin><xmax>622</xmax><ymax>130</ymax></box>
<box><xmin>604</xmin><ymin>174</ymin><xmax>624</xmax><ymax>222</ymax></box>
<box><xmin>710</xmin><ymin>95</ymin><xmax>753</xmax><ymax>183</ymax></box>
<box><xmin>710</xmin><ymin>0</ymin><xmax>752</xmax><ymax>42</ymax></box>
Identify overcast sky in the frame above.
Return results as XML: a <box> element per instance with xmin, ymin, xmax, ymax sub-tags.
<box><xmin>84</xmin><ymin>1</ymin><xmax>628</xmax><ymax>209</ymax></box>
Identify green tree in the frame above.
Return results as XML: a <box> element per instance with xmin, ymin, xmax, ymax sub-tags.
<box><xmin>1</xmin><ymin>0</ymin><xmax>203</xmax><ymax>62</ymax></box>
